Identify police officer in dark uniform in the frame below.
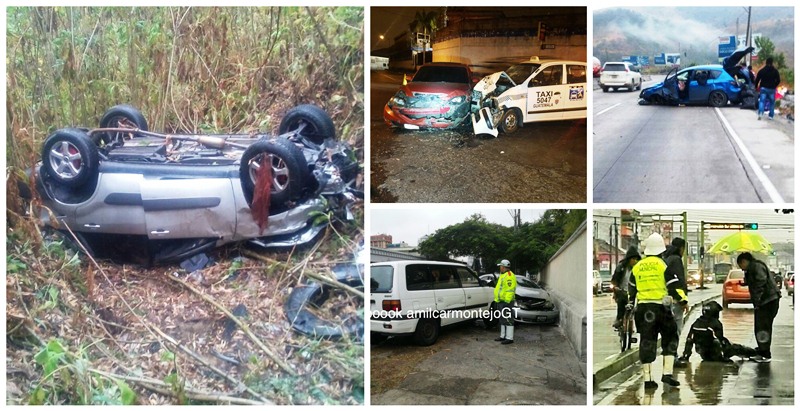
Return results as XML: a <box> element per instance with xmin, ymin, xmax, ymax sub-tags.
<box><xmin>678</xmin><ymin>301</ymin><xmax>757</xmax><ymax>362</ymax></box>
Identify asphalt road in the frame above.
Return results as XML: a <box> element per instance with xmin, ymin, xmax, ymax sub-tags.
<box><xmin>371</xmin><ymin>70</ymin><xmax>587</xmax><ymax>203</ymax></box>
<box><xmin>593</xmin><ymin>283</ymin><xmax>723</xmax><ymax>370</ymax></box>
<box><xmin>371</xmin><ymin>319</ymin><xmax>586</xmax><ymax>405</ymax></box>
<box><xmin>593</xmin><ymin>78</ymin><xmax>794</xmax><ymax>203</ymax></box>
<box><xmin>594</xmin><ymin>292</ymin><xmax>794</xmax><ymax>405</ymax></box>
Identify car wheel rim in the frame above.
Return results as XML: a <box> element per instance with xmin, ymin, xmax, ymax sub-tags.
<box><xmin>106</xmin><ymin>116</ymin><xmax>137</xmax><ymax>142</ymax></box>
<box><xmin>421</xmin><ymin>322</ymin><xmax>434</xmax><ymax>338</ymax></box>
<box><xmin>49</xmin><ymin>141</ymin><xmax>82</xmax><ymax>180</ymax></box>
<box><xmin>504</xmin><ymin>113</ymin><xmax>517</xmax><ymax>129</ymax></box>
<box><xmin>712</xmin><ymin>94</ymin><xmax>724</xmax><ymax>105</ymax></box>
<box><xmin>249</xmin><ymin>153</ymin><xmax>289</xmax><ymax>194</ymax></box>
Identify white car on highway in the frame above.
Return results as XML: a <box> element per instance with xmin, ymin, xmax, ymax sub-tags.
<box><xmin>599</xmin><ymin>62</ymin><xmax>642</xmax><ymax>92</ymax></box>
<box><xmin>471</xmin><ymin>57</ymin><xmax>588</xmax><ymax>137</ymax></box>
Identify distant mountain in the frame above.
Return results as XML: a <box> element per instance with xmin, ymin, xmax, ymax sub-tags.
<box><xmin>593</xmin><ymin>7</ymin><xmax>794</xmax><ymax>66</ymax></box>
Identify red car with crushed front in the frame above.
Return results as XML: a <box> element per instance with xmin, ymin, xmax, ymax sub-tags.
<box><xmin>384</xmin><ymin>63</ymin><xmax>474</xmax><ymax>130</ymax></box>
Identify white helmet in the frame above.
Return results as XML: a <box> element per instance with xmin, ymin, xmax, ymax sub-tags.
<box><xmin>497</xmin><ymin>259</ymin><xmax>511</xmax><ymax>267</ymax></box>
<box><xmin>643</xmin><ymin>233</ymin><xmax>666</xmax><ymax>256</ymax></box>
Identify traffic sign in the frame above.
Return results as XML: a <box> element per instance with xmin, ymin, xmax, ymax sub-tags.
<box><xmin>705</xmin><ymin>223</ymin><xmax>759</xmax><ymax>230</ymax></box>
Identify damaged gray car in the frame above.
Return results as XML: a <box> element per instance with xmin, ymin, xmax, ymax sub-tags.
<box><xmin>24</xmin><ymin>104</ymin><xmax>362</xmax><ymax>265</ymax></box>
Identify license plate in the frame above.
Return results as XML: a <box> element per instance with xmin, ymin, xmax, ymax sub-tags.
<box><xmin>537</xmin><ymin>316</ymin><xmax>548</xmax><ymax>322</ymax></box>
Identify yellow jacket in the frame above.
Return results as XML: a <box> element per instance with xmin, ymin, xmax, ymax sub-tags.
<box><xmin>494</xmin><ymin>271</ymin><xmax>517</xmax><ymax>303</ymax></box>
<box><xmin>631</xmin><ymin>256</ymin><xmax>688</xmax><ymax>304</ymax></box>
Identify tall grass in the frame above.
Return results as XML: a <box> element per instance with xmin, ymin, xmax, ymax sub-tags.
<box><xmin>6</xmin><ymin>6</ymin><xmax>364</xmax><ymax>175</ymax></box>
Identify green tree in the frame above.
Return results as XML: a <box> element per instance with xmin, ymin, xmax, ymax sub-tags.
<box><xmin>408</xmin><ymin>9</ymin><xmax>439</xmax><ymax>67</ymax></box>
<box><xmin>755</xmin><ymin>36</ymin><xmax>786</xmax><ymax>68</ymax></box>
<box><xmin>417</xmin><ymin>214</ymin><xmax>510</xmax><ymax>271</ymax></box>
<box><xmin>418</xmin><ymin>210</ymin><xmax>586</xmax><ymax>274</ymax></box>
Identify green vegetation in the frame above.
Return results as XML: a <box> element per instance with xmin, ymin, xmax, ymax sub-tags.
<box><xmin>755</xmin><ymin>35</ymin><xmax>794</xmax><ymax>87</ymax></box>
<box><xmin>6</xmin><ymin>7</ymin><xmax>364</xmax><ymax>405</ymax></box>
<box><xmin>418</xmin><ymin>210</ymin><xmax>586</xmax><ymax>274</ymax></box>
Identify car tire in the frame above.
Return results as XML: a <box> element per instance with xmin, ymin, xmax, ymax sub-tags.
<box><xmin>602</xmin><ymin>87</ymin><xmax>608</xmax><ymax>92</ymax></box>
<box><xmin>709</xmin><ymin>91</ymin><xmax>728</xmax><ymax>107</ymax></box>
<box><xmin>99</xmin><ymin>104</ymin><xmax>149</xmax><ymax>145</ymax></box>
<box><xmin>499</xmin><ymin>109</ymin><xmax>521</xmax><ymax>134</ymax></box>
<box><xmin>628</xmin><ymin>81</ymin><xmax>634</xmax><ymax>92</ymax></box>
<box><xmin>41</xmin><ymin>128</ymin><xmax>99</xmax><ymax>188</ymax></box>
<box><xmin>722</xmin><ymin>299</ymin><xmax>728</xmax><ymax>309</ymax></box>
<box><xmin>240</xmin><ymin>138</ymin><xmax>311</xmax><ymax>209</ymax></box>
<box><xmin>636</xmin><ymin>79</ymin><xmax>642</xmax><ymax>91</ymax></box>
<box><xmin>278</xmin><ymin>104</ymin><xmax>336</xmax><ymax>145</ymax></box>
<box><xmin>371</xmin><ymin>332</ymin><xmax>388</xmax><ymax>345</ymax></box>
<box><xmin>413</xmin><ymin>318</ymin><xmax>440</xmax><ymax>346</ymax></box>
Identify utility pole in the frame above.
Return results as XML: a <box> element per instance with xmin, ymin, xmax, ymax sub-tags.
<box><xmin>682</xmin><ymin>212</ymin><xmax>688</xmax><ymax>284</ymax></box>
<box><xmin>613</xmin><ymin>217</ymin><xmax>619</xmax><ymax>274</ymax></box>
<box><xmin>698</xmin><ymin>221</ymin><xmax>707</xmax><ymax>289</ymax></box>
<box><xmin>746</xmin><ymin>7</ymin><xmax>752</xmax><ymax>63</ymax></box>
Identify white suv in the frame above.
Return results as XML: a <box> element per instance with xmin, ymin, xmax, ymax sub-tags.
<box><xmin>370</xmin><ymin>261</ymin><xmax>494</xmax><ymax>346</ymax></box>
<box><xmin>600</xmin><ymin>62</ymin><xmax>642</xmax><ymax>92</ymax></box>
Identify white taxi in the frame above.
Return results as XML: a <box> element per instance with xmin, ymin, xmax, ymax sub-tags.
<box><xmin>472</xmin><ymin>57</ymin><xmax>587</xmax><ymax>137</ymax></box>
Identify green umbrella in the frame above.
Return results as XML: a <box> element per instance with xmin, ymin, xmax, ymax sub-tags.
<box><xmin>707</xmin><ymin>231</ymin><xmax>773</xmax><ymax>254</ymax></box>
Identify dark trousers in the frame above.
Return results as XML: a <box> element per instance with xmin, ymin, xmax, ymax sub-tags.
<box><xmin>614</xmin><ymin>290</ymin><xmax>628</xmax><ymax>321</ymax></box>
<box><xmin>635</xmin><ymin>303</ymin><xmax>678</xmax><ymax>364</ymax></box>
<box><xmin>498</xmin><ymin>301</ymin><xmax>514</xmax><ymax>327</ymax></box>
<box><xmin>754</xmin><ymin>299</ymin><xmax>779</xmax><ymax>358</ymax></box>
<box><xmin>697</xmin><ymin>341</ymin><xmax>757</xmax><ymax>361</ymax></box>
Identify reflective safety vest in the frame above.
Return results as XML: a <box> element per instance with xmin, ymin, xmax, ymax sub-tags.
<box><xmin>494</xmin><ymin>271</ymin><xmax>517</xmax><ymax>303</ymax></box>
<box><xmin>631</xmin><ymin>256</ymin><xmax>669</xmax><ymax>304</ymax></box>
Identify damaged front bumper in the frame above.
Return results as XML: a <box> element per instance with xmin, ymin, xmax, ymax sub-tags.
<box><xmin>383</xmin><ymin>101</ymin><xmax>470</xmax><ymax>130</ymax></box>
<box><xmin>471</xmin><ymin>106</ymin><xmax>499</xmax><ymax>137</ymax></box>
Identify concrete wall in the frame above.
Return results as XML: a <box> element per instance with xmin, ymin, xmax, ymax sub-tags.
<box><xmin>433</xmin><ymin>35</ymin><xmax>587</xmax><ymax>74</ymax></box>
<box><xmin>541</xmin><ymin>221</ymin><xmax>588</xmax><ymax>361</ymax></box>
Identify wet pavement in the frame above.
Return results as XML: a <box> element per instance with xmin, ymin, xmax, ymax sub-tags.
<box><xmin>593</xmin><ymin>78</ymin><xmax>794</xmax><ymax>202</ymax></box>
<box><xmin>593</xmin><ymin>284</ymin><xmax>723</xmax><ymax>369</ymax></box>
<box><xmin>370</xmin><ymin>70</ymin><xmax>587</xmax><ymax>203</ymax></box>
<box><xmin>594</xmin><ymin>292</ymin><xmax>794</xmax><ymax>405</ymax></box>
<box><xmin>371</xmin><ymin>320</ymin><xmax>586</xmax><ymax>405</ymax></box>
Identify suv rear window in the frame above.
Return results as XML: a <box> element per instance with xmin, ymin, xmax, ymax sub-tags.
<box><xmin>406</xmin><ymin>264</ymin><xmax>433</xmax><ymax>291</ymax></box>
<box><xmin>603</xmin><ymin>63</ymin><xmax>627</xmax><ymax>72</ymax></box>
<box><xmin>370</xmin><ymin>266</ymin><xmax>393</xmax><ymax>293</ymax></box>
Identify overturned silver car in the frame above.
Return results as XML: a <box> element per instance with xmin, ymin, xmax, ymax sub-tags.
<box><xmin>26</xmin><ymin>104</ymin><xmax>362</xmax><ymax>264</ymax></box>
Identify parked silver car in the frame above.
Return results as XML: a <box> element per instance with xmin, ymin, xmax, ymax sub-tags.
<box><xmin>480</xmin><ymin>274</ymin><xmax>559</xmax><ymax>324</ymax></box>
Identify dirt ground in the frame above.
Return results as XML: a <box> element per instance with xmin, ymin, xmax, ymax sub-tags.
<box><xmin>6</xmin><ymin>226</ymin><xmax>364</xmax><ymax>405</ymax></box>
<box><xmin>371</xmin><ymin>320</ymin><xmax>586</xmax><ymax>405</ymax></box>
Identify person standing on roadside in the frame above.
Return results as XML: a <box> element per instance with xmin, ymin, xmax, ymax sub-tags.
<box><xmin>493</xmin><ymin>259</ymin><xmax>517</xmax><ymax>345</ymax></box>
<box><xmin>663</xmin><ymin>237</ymin><xmax>691</xmax><ymax>368</ymax></box>
<box><xmin>755</xmin><ymin>57</ymin><xmax>781</xmax><ymax>120</ymax></box>
<box><xmin>737</xmin><ymin>252</ymin><xmax>780</xmax><ymax>362</ymax></box>
<box><xmin>611</xmin><ymin>246</ymin><xmax>641</xmax><ymax>329</ymax></box>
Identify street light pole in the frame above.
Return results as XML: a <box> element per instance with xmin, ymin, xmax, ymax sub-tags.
<box><xmin>682</xmin><ymin>211</ymin><xmax>688</xmax><ymax>287</ymax></box>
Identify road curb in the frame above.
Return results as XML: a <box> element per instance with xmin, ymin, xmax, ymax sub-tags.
<box><xmin>592</xmin><ymin>292</ymin><xmax>721</xmax><ymax>388</ymax></box>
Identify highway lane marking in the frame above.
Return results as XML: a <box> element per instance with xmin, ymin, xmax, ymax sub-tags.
<box><xmin>714</xmin><ymin>107</ymin><xmax>785</xmax><ymax>203</ymax></box>
<box><xmin>595</xmin><ymin>103</ymin><xmax>621</xmax><ymax>117</ymax></box>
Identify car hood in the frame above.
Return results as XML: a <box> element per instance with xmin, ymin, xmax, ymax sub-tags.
<box><xmin>723</xmin><ymin>47</ymin><xmax>755</xmax><ymax>71</ymax></box>
<box><xmin>474</xmin><ymin>71</ymin><xmax>515</xmax><ymax>96</ymax></box>
<box><xmin>516</xmin><ymin>286</ymin><xmax>551</xmax><ymax>300</ymax></box>
<box><xmin>399</xmin><ymin>82</ymin><xmax>471</xmax><ymax>99</ymax></box>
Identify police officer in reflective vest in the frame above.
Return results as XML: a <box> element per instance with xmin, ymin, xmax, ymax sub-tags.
<box><xmin>494</xmin><ymin>259</ymin><xmax>517</xmax><ymax>345</ymax></box>
<box><xmin>629</xmin><ymin>233</ymin><xmax>688</xmax><ymax>389</ymax></box>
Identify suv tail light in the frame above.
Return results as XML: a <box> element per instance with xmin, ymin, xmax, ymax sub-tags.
<box><xmin>383</xmin><ymin>300</ymin><xmax>402</xmax><ymax>311</ymax></box>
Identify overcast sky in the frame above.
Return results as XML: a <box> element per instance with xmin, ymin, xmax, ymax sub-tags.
<box><xmin>372</xmin><ymin>208</ymin><xmax>547</xmax><ymax>245</ymax></box>
<box><xmin>593</xmin><ymin>209</ymin><xmax>794</xmax><ymax>243</ymax></box>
